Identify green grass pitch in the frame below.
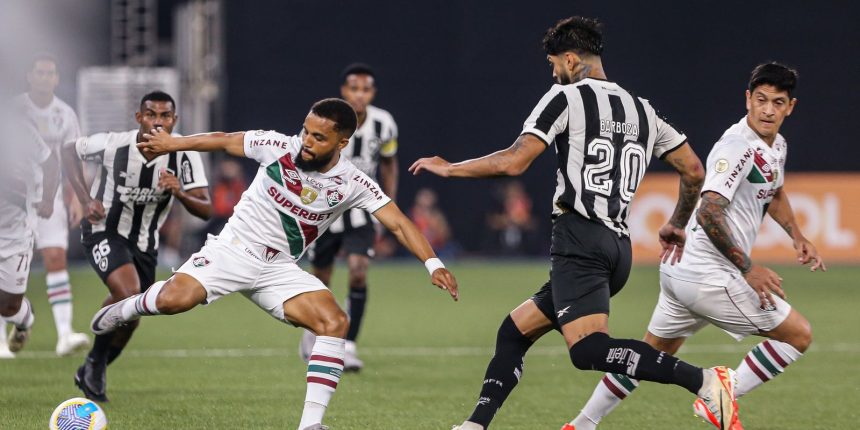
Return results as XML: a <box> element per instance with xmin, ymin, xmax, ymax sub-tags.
<box><xmin>2</xmin><ymin>262</ymin><xmax>858</xmax><ymax>429</ymax></box>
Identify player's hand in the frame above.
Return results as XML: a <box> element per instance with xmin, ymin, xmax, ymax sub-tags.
<box><xmin>158</xmin><ymin>170</ymin><xmax>182</xmax><ymax>196</ymax></box>
<box><xmin>743</xmin><ymin>264</ymin><xmax>784</xmax><ymax>310</ymax></box>
<box><xmin>793</xmin><ymin>237</ymin><xmax>826</xmax><ymax>272</ymax></box>
<box><xmin>84</xmin><ymin>199</ymin><xmax>106</xmax><ymax>224</ymax></box>
<box><xmin>657</xmin><ymin>223</ymin><xmax>686</xmax><ymax>265</ymax></box>
<box><xmin>431</xmin><ymin>268</ymin><xmax>459</xmax><ymax>301</ymax></box>
<box><xmin>33</xmin><ymin>200</ymin><xmax>54</xmax><ymax>219</ymax></box>
<box><xmin>138</xmin><ymin>127</ymin><xmax>175</xmax><ymax>156</ymax></box>
<box><xmin>409</xmin><ymin>156</ymin><xmax>451</xmax><ymax>177</ymax></box>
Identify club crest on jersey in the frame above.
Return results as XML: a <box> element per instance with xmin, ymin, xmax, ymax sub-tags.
<box><xmin>326</xmin><ymin>189</ymin><xmax>344</xmax><ymax>207</ymax></box>
<box><xmin>263</xmin><ymin>246</ymin><xmax>281</xmax><ymax>263</ymax></box>
<box><xmin>192</xmin><ymin>256</ymin><xmax>210</xmax><ymax>267</ymax></box>
<box><xmin>300</xmin><ymin>186</ymin><xmax>318</xmax><ymax>204</ymax></box>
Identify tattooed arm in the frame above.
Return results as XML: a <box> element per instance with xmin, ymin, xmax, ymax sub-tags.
<box><xmin>697</xmin><ymin>192</ymin><xmax>752</xmax><ymax>272</ymax></box>
<box><xmin>698</xmin><ymin>191</ymin><xmax>785</xmax><ymax>307</ymax></box>
<box><xmin>408</xmin><ymin>134</ymin><xmax>547</xmax><ymax>178</ymax></box>
<box><xmin>768</xmin><ymin>187</ymin><xmax>826</xmax><ymax>271</ymax></box>
<box><xmin>656</xmin><ymin>143</ymin><xmax>704</xmax><ymax>264</ymax></box>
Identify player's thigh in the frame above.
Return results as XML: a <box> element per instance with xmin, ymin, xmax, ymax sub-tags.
<box><xmin>83</xmin><ymin>234</ymin><xmax>140</xmax><ymax>299</ymax></box>
<box><xmin>524</xmin><ymin>280</ymin><xmax>560</xmax><ymax>335</ymax></box>
<box><xmin>174</xmin><ymin>235</ymin><xmax>260</xmax><ymax>307</ymax></box>
<box><xmin>35</xmin><ymin>203</ymin><xmax>68</xmax><ymax>252</ymax></box>
<box><xmin>549</xmin><ymin>213</ymin><xmax>618</xmax><ymax>326</ymax></box>
<box><xmin>0</xmin><ymin>247</ymin><xmax>33</xmax><ymax>296</ymax></box>
<box><xmin>678</xmin><ymin>274</ymin><xmax>792</xmax><ymax>342</ymax></box>
<box><xmin>252</xmin><ymin>263</ymin><xmax>332</xmax><ymax>328</ymax></box>
<box><xmin>646</xmin><ymin>273</ymin><xmax>709</xmax><ymax>340</ymax></box>
<box><xmin>308</xmin><ymin>230</ymin><xmax>342</xmax><ymax>271</ymax></box>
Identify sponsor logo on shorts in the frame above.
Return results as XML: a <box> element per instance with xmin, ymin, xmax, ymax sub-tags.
<box><xmin>557</xmin><ymin>305</ymin><xmax>571</xmax><ymax>318</ymax></box>
<box><xmin>192</xmin><ymin>256</ymin><xmax>210</xmax><ymax>267</ymax></box>
<box><xmin>326</xmin><ymin>189</ymin><xmax>344</xmax><ymax>207</ymax></box>
<box><xmin>16</xmin><ymin>277</ymin><xmax>26</xmax><ymax>287</ymax></box>
<box><xmin>300</xmin><ymin>186</ymin><xmax>318</xmax><ymax>204</ymax></box>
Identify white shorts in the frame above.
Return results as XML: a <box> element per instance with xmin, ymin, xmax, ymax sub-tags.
<box><xmin>175</xmin><ymin>228</ymin><xmax>327</xmax><ymax>324</ymax></box>
<box><xmin>35</xmin><ymin>193</ymin><xmax>69</xmax><ymax>250</ymax></box>
<box><xmin>0</xmin><ymin>246</ymin><xmax>33</xmax><ymax>294</ymax></box>
<box><xmin>647</xmin><ymin>272</ymin><xmax>792</xmax><ymax>341</ymax></box>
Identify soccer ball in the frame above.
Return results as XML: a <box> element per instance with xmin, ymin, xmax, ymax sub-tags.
<box><xmin>49</xmin><ymin>397</ymin><xmax>108</xmax><ymax>430</ymax></box>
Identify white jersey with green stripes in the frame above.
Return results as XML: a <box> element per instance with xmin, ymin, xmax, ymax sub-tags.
<box><xmin>225</xmin><ymin>130</ymin><xmax>391</xmax><ymax>262</ymax></box>
<box><xmin>662</xmin><ymin>117</ymin><xmax>787</xmax><ymax>283</ymax></box>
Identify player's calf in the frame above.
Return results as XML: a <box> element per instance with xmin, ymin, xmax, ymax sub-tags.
<box><xmin>734</xmin><ymin>310</ymin><xmax>809</xmax><ymax>398</ymax></box>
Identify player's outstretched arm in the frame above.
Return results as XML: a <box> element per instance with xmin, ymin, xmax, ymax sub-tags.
<box><xmin>139</xmin><ymin>128</ymin><xmax>246</xmax><ymax>157</ymax></box>
<box><xmin>35</xmin><ymin>149</ymin><xmax>61</xmax><ymax>218</ymax></box>
<box><xmin>658</xmin><ymin>143</ymin><xmax>705</xmax><ymax>264</ymax></box>
<box><xmin>61</xmin><ymin>143</ymin><xmax>105</xmax><ymax>223</ymax></box>
<box><xmin>768</xmin><ymin>187</ymin><xmax>826</xmax><ymax>271</ymax></box>
<box><xmin>409</xmin><ymin>133</ymin><xmax>546</xmax><ymax>178</ymax></box>
<box><xmin>372</xmin><ymin>202</ymin><xmax>459</xmax><ymax>301</ymax></box>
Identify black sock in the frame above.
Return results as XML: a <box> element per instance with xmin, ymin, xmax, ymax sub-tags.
<box><xmin>467</xmin><ymin>316</ymin><xmax>534</xmax><ymax>428</ymax></box>
<box><xmin>88</xmin><ymin>333</ymin><xmax>115</xmax><ymax>364</ymax></box>
<box><xmin>106</xmin><ymin>345</ymin><xmax>124</xmax><ymax>366</ymax></box>
<box><xmin>569</xmin><ymin>332</ymin><xmax>703</xmax><ymax>394</ymax></box>
<box><xmin>345</xmin><ymin>286</ymin><xmax>367</xmax><ymax>342</ymax></box>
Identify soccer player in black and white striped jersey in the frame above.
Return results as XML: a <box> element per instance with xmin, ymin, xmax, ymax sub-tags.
<box><xmin>412</xmin><ymin>17</ymin><xmax>739</xmax><ymax>430</ymax></box>
<box><xmin>62</xmin><ymin>91</ymin><xmax>212</xmax><ymax>402</ymax></box>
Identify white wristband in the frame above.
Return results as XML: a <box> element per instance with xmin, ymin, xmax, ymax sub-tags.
<box><xmin>424</xmin><ymin>257</ymin><xmax>445</xmax><ymax>275</ymax></box>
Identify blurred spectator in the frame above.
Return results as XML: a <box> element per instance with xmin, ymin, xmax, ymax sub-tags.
<box><xmin>485</xmin><ymin>180</ymin><xmax>539</xmax><ymax>255</ymax></box>
<box><xmin>204</xmin><ymin>158</ymin><xmax>246</xmax><ymax>236</ymax></box>
<box><xmin>409</xmin><ymin>188</ymin><xmax>457</xmax><ymax>258</ymax></box>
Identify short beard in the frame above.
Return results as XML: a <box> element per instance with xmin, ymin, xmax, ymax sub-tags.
<box><xmin>294</xmin><ymin>149</ymin><xmax>335</xmax><ymax>172</ymax></box>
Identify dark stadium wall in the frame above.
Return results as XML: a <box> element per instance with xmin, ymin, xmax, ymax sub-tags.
<box><xmin>223</xmin><ymin>1</ymin><xmax>858</xmax><ymax>253</ymax></box>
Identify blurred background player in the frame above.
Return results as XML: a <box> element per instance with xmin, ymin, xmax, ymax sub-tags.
<box><xmin>10</xmin><ymin>53</ymin><xmax>90</xmax><ymax>356</ymax></box>
<box><xmin>62</xmin><ymin>91</ymin><xmax>211</xmax><ymax>401</ymax></box>
<box><xmin>89</xmin><ymin>98</ymin><xmax>457</xmax><ymax>430</ymax></box>
<box><xmin>301</xmin><ymin>63</ymin><xmax>400</xmax><ymax>371</ymax></box>
<box><xmin>411</xmin><ymin>16</ymin><xmax>740</xmax><ymax>430</ymax></box>
<box><xmin>568</xmin><ymin>63</ymin><xmax>822</xmax><ymax>430</ymax></box>
<box><xmin>0</xmin><ymin>111</ymin><xmax>60</xmax><ymax>358</ymax></box>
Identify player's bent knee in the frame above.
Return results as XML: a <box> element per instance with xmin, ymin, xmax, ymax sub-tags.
<box><xmin>312</xmin><ymin>310</ymin><xmax>349</xmax><ymax>337</ymax></box>
<box><xmin>154</xmin><ymin>280</ymin><xmax>198</xmax><ymax>315</ymax></box>
<box><xmin>791</xmin><ymin>320</ymin><xmax>813</xmax><ymax>353</ymax></box>
<box><xmin>569</xmin><ymin>332</ymin><xmax>610</xmax><ymax>370</ymax></box>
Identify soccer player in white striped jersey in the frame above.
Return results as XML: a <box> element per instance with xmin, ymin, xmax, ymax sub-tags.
<box><xmin>11</xmin><ymin>54</ymin><xmax>90</xmax><ymax>357</ymax></box>
<box><xmin>301</xmin><ymin>63</ymin><xmax>401</xmax><ymax>371</ymax></box>
<box><xmin>89</xmin><ymin>98</ymin><xmax>458</xmax><ymax>430</ymax></box>
<box><xmin>413</xmin><ymin>16</ymin><xmax>740</xmax><ymax>430</ymax></box>
<box><xmin>568</xmin><ymin>63</ymin><xmax>823</xmax><ymax>430</ymax></box>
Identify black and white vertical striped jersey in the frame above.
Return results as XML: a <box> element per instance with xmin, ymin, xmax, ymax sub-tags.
<box><xmin>329</xmin><ymin>104</ymin><xmax>398</xmax><ymax>234</ymax></box>
<box><xmin>522</xmin><ymin>78</ymin><xmax>687</xmax><ymax>236</ymax></box>
<box><xmin>74</xmin><ymin>130</ymin><xmax>209</xmax><ymax>254</ymax></box>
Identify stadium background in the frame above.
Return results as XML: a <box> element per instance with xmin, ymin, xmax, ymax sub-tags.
<box><xmin>2</xmin><ymin>1</ymin><xmax>860</xmax><ymax>429</ymax></box>
<box><xmin>18</xmin><ymin>0</ymin><xmax>860</xmax><ymax>262</ymax></box>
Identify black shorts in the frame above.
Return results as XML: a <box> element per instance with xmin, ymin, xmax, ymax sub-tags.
<box><xmin>531</xmin><ymin>212</ymin><xmax>632</xmax><ymax>327</ymax></box>
<box><xmin>82</xmin><ymin>233</ymin><xmax>157</xmax><ymax>290</ymax></box>
<box><xmin>308</xmin><ymin>223</ymin><xmax>376</xmax><ymax>268</ymax></box>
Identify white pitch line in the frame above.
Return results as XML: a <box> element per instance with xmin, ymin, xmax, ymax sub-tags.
<box><xmin>11</xmin><ymin>342</ymin><xmax>860</xmax><ymax>360</ymax></box>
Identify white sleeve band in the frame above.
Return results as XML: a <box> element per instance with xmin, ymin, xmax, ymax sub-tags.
<box><xmin>424</xmin><ymin>257</ymin><xmax>445</xmax><ymax>275</ymax></box>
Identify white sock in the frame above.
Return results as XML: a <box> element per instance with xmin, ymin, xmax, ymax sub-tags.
<box><xmin>0</xmin><ymin>321</ymin><xmax>7</xmax><ymax>345</ymax></box>
<box><xmin>6</xmin><ymin>298</ymin><xmax>35</xmax><ymax>329</ymax></box>
<box><xmin>121</xmin><ymin>281</ymin><xmax>166</xmax><ymax>320</ymax></box>
<box><xmin>735</xmin><ymin>340</ymin><xmax>802</xmax><ymax>398</ymax></box>
<box><xmin>573</xmin><ymin>373</ymin><xmax>639</xmax><ymax>429</ymax></box>
<box><xmin>298</xmin><ymin>336</ymin><xmax>345</xmax><ymax>430</ymax></box>
<box><xmin>46</xmin><ymin>271</ymin><xmax>73</xmax><ymax>337</ymax></box>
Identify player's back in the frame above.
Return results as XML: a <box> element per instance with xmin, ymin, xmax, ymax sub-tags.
<box><xmin>523</xmin><ymin>78</ymin><xmax>687</xmax><ymax>236</ymax></box>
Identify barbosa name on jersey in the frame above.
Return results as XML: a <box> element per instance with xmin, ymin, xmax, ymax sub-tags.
<box><xmin>600</xmin><ymin>119</ymin><xmax>640</xmax><ymax>136</ymax></box>
<box><xmin>267</xmin><ymin>186</ymin><xmax>335</xmax><ymax>222</ymax></box>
